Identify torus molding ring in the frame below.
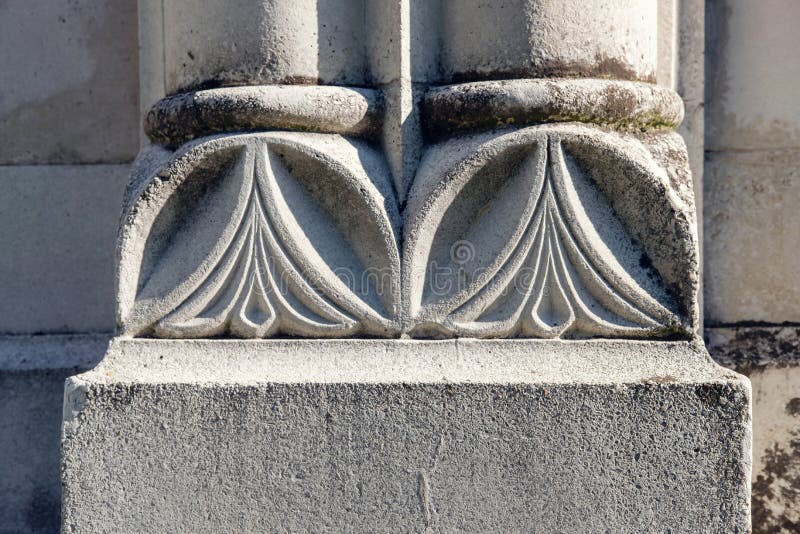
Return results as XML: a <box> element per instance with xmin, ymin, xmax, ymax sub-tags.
<box><xmin>423</xmin><ymin>79</ymin><xmax>684</xmax><ymax>139</ymax></box>
<box><xmin>145</xmin><ymin>85</ymin><xmax>382</xmax><ymax>146</ymax></box>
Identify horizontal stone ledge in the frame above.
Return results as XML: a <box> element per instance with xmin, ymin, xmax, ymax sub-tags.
<box><xmin>423</xmin><ymin>79</ymin><xmax>684</xmax><ymax>139</ymax></box>
<box><xmin>76</xmin><ymin>337</ymin><xmax>735</xmax><ymax>386</ymax></box>
<box><xmin>0</xmin><ymin>334</ymin><xmax>109</xmax><ymax>372</ymax></box>
<box><xmin>145</xmin><ymin>85</ymin><xmax>382</xmax><ymax>146</ymax></box>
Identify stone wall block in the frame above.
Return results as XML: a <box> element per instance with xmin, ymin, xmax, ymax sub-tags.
<box><xmin>0</xmin><ymin>165</ymin><xmax>129</xmax><ymax>334</ymax></box>
<box><xmin>704</xmin><ymin>150</ymin><xmax>800</xmax><ymax>324</ymax></box>
<box><xmin>0</xmin><ymin>1</ymin><xmax>139</xmax><ymax>165</ymax></box>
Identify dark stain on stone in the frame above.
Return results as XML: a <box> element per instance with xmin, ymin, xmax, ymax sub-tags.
<box><xmin>694</xmin><ymin>383</ymin><xmax>744</xmax><ymax>410</ymax></box>
<box><xmin>25</xmin><ymin>486</ymin><xmax>60</xmax><ymax>533</ymax></box>
<box><xmin>752</xmin><ymin>431</ymin><xmax>800</xmax><ymax>533</ymax></box>
<box><xmin>706</xmin><ymin>326</ymin><xmax>800</xmax><ymax>371</ymax></box>
<box><xmin>786</xmin><ymin>398</ymin><xmax>800</xmax><ymax>417</ymax></box>
<box><xmin>447</xmin><ymin>54</ymin><xmax>655</xmax><ymax>85</ymax></box>
<box><xmin>638</xmin><ymin>252</ymin><xmax>653</xmax><ymax>271</ymax></box>
<box><xmin>172</xmin><ymin>74</ymin><xmax>321</xmax><ymax>97</ymax></box>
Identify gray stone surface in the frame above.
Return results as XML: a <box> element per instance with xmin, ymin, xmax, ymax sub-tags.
<box><xmin>703</xmin><ymin>150</ymin><xmax>800</xmax><ymax>324</ymax></box>
<box><xmin>62</xmin><ymin>338</ymin><xmax>750</xmax><ymax>532</ymax></box>
<box><xmin>423</xmin><ymin>79</ymin><xmax>684</xmax><ymax>139</ymax></box>
<box><xmin>145</xmin><ymin>85</ymin><xmax>382</xmax><ymax>146</ymax></box>
<box><xmin>0</xmin><ymin>165</ymin><xmax>129</xmax><ymax>333</ymax></box>
<box><xmin>706</xmin><ymin>0</ymin><xmax>800</xmax><ymax>153</ymax></box>
<box><xmin>0</xmin><ymin>335</ymin><xmax>107</xmax><ymax>534</ymax></box>
<box><xmin>439</xmin><ymin>0</ymin><xmax>658</xmax><ymax>82</ymax></box>
<box><xmin>162</xmin><ymin>0</ymin><xmax>368</xmax><ymax>93</ymax></box>
<box><xmin>704</xmin><ymin>0</ymin><xmax>800</xmax><ymax>325</ymax></box>
<box><xmin>676</xmin><ymin>0</ymin><xmax>705</xmax><ymax>328</ymax></box>
<box><xmin>0</xmin><ymin>0</ymin><xmax>139</xmax><ymax>164</ymax></box>
<box><xmin>118</xmin><ymin>124</ymin><xmax>698</xmax><ymax>340</ymax></box>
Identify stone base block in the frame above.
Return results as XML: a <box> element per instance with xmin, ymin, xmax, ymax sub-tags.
<box><xmin>61</xmin><ymin>339</ymin><xmax>751</xmax><ymax>532</ymax></box>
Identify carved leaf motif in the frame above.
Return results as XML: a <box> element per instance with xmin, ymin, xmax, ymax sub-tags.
<box><xmin>404</xmin><ymin>134</ymin><xmax>682</xmax><ymax>339</ymax></box>
<box><xmin>123</xmin><ymin>135</ymin><xmax>401</xmax><ymax>337</ymax></box>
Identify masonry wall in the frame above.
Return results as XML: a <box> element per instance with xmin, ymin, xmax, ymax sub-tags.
<box><xmin>703</xmin><ymin>1</ymin><xmax>800</xmax><ymax>530</ymax></box>
<box><xmin>0</xmin><ymin>1</ymin><xmax>795</xmax><ymax>531</ymax></box>
<box><xmin>0</xmin><ymin>2</ymin><xmax>136</xmax><ymax>530</ymax></box>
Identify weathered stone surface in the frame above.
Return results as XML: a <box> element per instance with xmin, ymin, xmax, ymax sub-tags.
<box><xmin>54</xmin><ymin>2</ymin><xmax>750</xmax><ymax>532</ymax></box>
<box><xmin>405</xmin><ymin>125</ymin><xmax>698</xmax><ymax>338</ymax></box>
<box><xmin>707</xmin><ymin>328</ymin><xmax>800</xmax><ymax>533</ymax></box>
<box><xmin>748</xmin><ymin>364</ymin><xmax>800</xmax><ymax>533</ymax></box>
<box><xmin>0</xmin><ymin>335</ymin><xmax>107</xmax><ymax>534</ymax></box>
<box><xmin>0</xmin><ymin>0</ymin><xmax>139</xmax><ymax>164</ymax></box>
<box><xmin>0</xmin><ymin>165</ymin><xmax>129</xmax><ymax>334</ymax></box>
<box><xmin>706</xmin><ymin>0</ymin><xmax>800</xmax><ymax>152</ymax></box>
<box><xmin>119</xmin><ymin>124</ymin><xmax>698</xmax><ymax>339</ymax></box>
<box><xmin>145</xmin><ymin>85</ymin><xmax>382</xmax><ymax>145</ymax></box>
<box><xmin>708</xmin><ymin>326</ymin><xmax>800</xmax><ymax>370</ymax></box>
<box><xmin>703</xmin><ymin>150</ymin><xmax>800</xmax><ymax>324</ymax></box>
<box><xmin>118</xmin><ymin>133</ymin><xmax>400</xmax><ymax>338</ymax></box>
<box><xmin>423</xmin><ymin>79</ymin><xmax>684</xmax><ymax>139</ymax></box>
<box><xmin>439</xmin><ymin>0</ymin><xmax>658</xmax><ymax>83</ymax></box>
<box><xmin>62</xmin><ymin>338</ymin><xmax>751</xmax><ymax>533</ymax></box>
<box><xmin>162</xmin><ymin>0</ymin><xmax>368</xmax><ymax>93</ymax></box>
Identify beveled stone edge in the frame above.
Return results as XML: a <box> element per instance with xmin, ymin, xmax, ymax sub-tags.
<box><xmin>145</xmin><ymin>85</ymin><xmax>383</xmax><ymax>146</ymax></box>
<box><xmin>68</xmin><ymin>336</ymin><xmax>745</xmax><ymax>386</ymax></box>
<box><xmin>423</xmin><ymin>79</ymin><xmax>684</xmax><ymax>139</ymax></box>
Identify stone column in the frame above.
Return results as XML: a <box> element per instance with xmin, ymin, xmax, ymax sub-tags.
<box><xmin>61</xmin><ymin>1</ymin><xmax>750</xmax><ymax>531</ymax></box>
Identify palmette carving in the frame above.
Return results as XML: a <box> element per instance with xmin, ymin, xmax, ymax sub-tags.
<box><xmin>403</xmin><ymin>133</ymin><xmax>684</xmax><ymax>338</ymax></box>
<box><xmin>118</xmin><ymin>134</ymin><xmax>402</xmax><ymax>337</ymax></box>
<box><xmin>119</xmin><ymin>126</ymin><xmax>696</xmax><ymax>339</ymax></box>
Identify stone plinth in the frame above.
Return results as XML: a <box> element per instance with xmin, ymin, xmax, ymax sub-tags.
<box><xmin>61</xmin><ymin>339</ymin><xmax>750</xmax><ymax>532</ymax></box>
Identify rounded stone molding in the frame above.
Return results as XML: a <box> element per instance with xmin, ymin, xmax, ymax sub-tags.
<box><xmin>423</xmin><ymin>79</ymin><xmax>685</xmax><ymax>139</ymax></box>
<box><xmin>145</xmin><ymin>85</ymin><xmax>382</xmax><ymax>146</ymax></box>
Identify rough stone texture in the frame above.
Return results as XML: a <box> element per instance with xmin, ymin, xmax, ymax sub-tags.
<box><xmin>405</xmin><ymin>125</ymin><xmax>698</xmax><ymax>337</ymax></box>
<box><xmin>0</xmin><ymin>335</ymin><xmax>107</xmax><ymax>534</ymax></box>
<box><xmin>145</xmin><ymin>85</ymin><xmax>382</xmax><ymax>145</ymax></box>
<box><xmin>703</xmin><ymin>3</ymin><xmax>800</xmax><ymax>525</ymax></box>
<box><xmin>0</xmin><ymin>0</ymin><xmax>139</xmax><ymax>165</ymax></box>
<box><xmin>0</xmin><ymin>1</ymin><xmax>760</xmax><ymax>531</ymax></box>
<box><xmin>0</xmin><ymin>165</ymin><xmax>129</xmax><ymax>334</ymax></box>
<box><xmin>62</xmin><ymin>338</ymin><xmax>751</xmax><ymax>533</ymax></box>
<box><xmin>703</xmin><ymin>150</ymin><xmax>800</xmax><ymax>324</ymax></box>
<box><xmin>708</xmin><ymin>328</ymin><xmax>800</xmax><ymax>533</ymax></box>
